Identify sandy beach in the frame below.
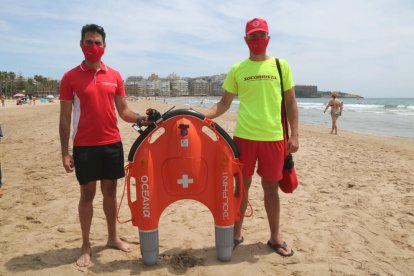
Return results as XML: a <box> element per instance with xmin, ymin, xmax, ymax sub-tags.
<box><xmin>0</xmin><ymin>99</ymin><xmax>413</xmax><ymax>275</ymax></box>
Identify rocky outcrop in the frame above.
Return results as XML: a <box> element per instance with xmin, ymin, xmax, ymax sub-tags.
<box><xmin>294</xmin><ymin>85</ymin><xmax>363</xmax><ymax>98</ymax></box>
<box><xmin>318</xmin><ymin>91</ymin><xmax>364</xmax><ymax>98</ymax></box>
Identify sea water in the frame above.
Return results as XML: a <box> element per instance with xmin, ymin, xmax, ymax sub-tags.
<box><xmin>296</xmin><ymin>98</ymin><xmax>414</xmax><ymax>138</ymax></box>
<box><xmin>159</xmin><ymin>97</ymin><xmax>414</xmax><ymax>139</ymax></box>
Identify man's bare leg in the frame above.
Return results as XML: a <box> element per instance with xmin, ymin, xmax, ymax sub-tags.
<box><xmin>330</xmin><ymin>113</ymin><xmax>335</xmax><ymax>134</ymax></box>
<box><xmin>101</xmin><ymin>179</ymin><xmax>132</xmax><ymax>252</ymax></box>
<box><xmin>233</xmin><ymin>176</ymin><xmax>252</xmax><ymax>241</ymax></box>
<box><xmin>332</xmin><ymin>115</ymin><xmax>338</xmax><ymax>135</ymax></box>
<box><xmin>262</xmin><ymin>179</ymin><xmax>292</xmax><ymax>255</ymax></box>
<box><xmin>77</xmin><ymin>181</ymin><xmax>97</xmax><ymax>267</ymax></box>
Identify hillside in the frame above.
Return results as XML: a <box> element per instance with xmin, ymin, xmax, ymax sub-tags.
<box><xmin>318</xmin><ymin>91</ymin><xmax>363</xmax><ymax>98</ymax></box>
<box><xmin>295</xmin><ymin>88</ymin><xmax>363</xmax><ymax>98</ymax></box>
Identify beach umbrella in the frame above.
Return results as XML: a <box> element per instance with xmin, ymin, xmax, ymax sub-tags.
<box><xmin>46</xmin><ymin>95</ymin><xmax>55</xmax><ymax>99</ymax></box>
<box><xmin>13</xmin><ymin>93</ymin><xmax>25</xmax><ymax>97</ymax></box>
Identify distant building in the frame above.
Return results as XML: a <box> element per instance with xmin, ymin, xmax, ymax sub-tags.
<box><xmin>209</xmin><ymin>74</ymin><xmax>226</xmax><ymax>96</ymax></box>
<box><xmin>145</xmin><ymin>80</ymin><xmax>157</xmax><ymax>96</ymax></box>
<box><xmin>208</xmin><ymin>81</ymin><xmax>222</xmax><ymax>96</ymax></box>
<box><xmin>148</xmin><ymin>73</ymin><xmax>159</xmax><ymax>81</ymax></box>
<box><xmin>189</xmin><ymin>79</ymin><xmax>208</xmax><ymax>96</ymax></box>
<box><xmin>125</xmin><ymin>76</ymin><xmax>143</xmax><ymax>84</ymax></box>
<box><xmin>125</xmin><ymin>76</ymin><xmax>145</xmax><ymax>96</ymax></box>
<box><xmin>167</xmin><ymin>72</ymin><xmax>180</xmax><ymax>80</ymax></box>
<box><xmin>124</xmin><ymin>74</ymin><xmax>335</xmax><ymax>98</ymax></box>
<box><xmin>159</xmin><ymin>79</ymin><xmax>171</xmax><ymax>96</ymax></box>
<box><xmin>171</xmin><ymin>79</ymin><xmax>189</xmax><ymax>96</ymax></box>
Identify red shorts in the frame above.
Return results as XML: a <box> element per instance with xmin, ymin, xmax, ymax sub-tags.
<box><xmin>233</xmin><ymin>137</ymin><xmax>285</xmax><ymax>182</ymax></box>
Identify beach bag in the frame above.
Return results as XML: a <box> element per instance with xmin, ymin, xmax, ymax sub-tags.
<box><xmin>276</xmin><ymin>58</ymin><xmax>298</xmax><ymax>193</ymax></box>
<box><xmin>281</xmin><ymin>153</ymin><xmax>298</xmax><ymax>193</ymax></box>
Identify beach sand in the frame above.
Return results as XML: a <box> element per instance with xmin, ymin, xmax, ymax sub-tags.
<box><xmin>0</xmin><ymin>99</ymin><xmax>413</xmax><ymax>275</ymax></box>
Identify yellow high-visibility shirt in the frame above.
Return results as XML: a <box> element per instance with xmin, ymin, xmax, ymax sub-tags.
<box><xmin>223</xmin><ymin>57</ymin><xmax>295</xmax><ymax>141</ymax></box>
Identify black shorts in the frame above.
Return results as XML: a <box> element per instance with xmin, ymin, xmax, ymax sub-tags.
<box><xmin>73</xmin><ymin>142</ymin><xmax>125</xmax><ymax>185</ymax></box>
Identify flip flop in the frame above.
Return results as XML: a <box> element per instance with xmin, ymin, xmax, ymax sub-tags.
<box><xmin>267</xmin><ymin>241</ymin><xmax>294</xmax><ymax>257</ymax></box>
<box><xmin>233</xmin><ymin>236</ymin><xmax>244</xmax><ymax>250</ymax></box>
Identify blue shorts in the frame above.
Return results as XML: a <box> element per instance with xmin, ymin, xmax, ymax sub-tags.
<box><xmin>73</xmin><ymin>142</ymin><xmax>125</xmax><ymax>185</ymax></box>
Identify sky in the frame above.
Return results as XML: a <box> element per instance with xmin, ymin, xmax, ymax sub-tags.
<box><xmin>1</xmin><ymin>0</ymin><xmax>413</xmax><ymax>98</ymax></box>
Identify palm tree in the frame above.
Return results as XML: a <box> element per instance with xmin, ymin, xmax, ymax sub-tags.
<box><xmin>8</xmin><ymin>72</ymin><xmax>16</xmax><ymax>98</ymax></box>
<box><xmin>0</xmin><ymin>71</ymin><xmax>6</xmax><ymax>96</ymax></box>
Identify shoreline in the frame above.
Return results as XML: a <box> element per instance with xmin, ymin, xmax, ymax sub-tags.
<box><xmin>156</xmin><ymin>96</ymin><xmax>414</xmax><ymax>139</ymax></box>
<box><xmin>1</xmin><ymin>98</ymin><xmax>413</xmax><ymax>140</ymax></box>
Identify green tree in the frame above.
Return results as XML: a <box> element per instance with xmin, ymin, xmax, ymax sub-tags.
<box><xmin>16</xmin><ymin>74</ymin><xmax>28</xmax><ymax>93</ymax></box>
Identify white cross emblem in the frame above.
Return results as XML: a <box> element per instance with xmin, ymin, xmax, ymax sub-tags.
<box><xmin>177</xmin><ymin>174</ymin><xmax>194</xmax><ymax>189</ymax></box>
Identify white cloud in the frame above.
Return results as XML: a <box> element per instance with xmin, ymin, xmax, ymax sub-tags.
<box><xmin>0</xmin><ymin>0</ymin><xmax>413</xmax><ymax>97</ymax></box>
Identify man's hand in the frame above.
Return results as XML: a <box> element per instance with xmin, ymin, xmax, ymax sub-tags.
<box><xmin>287</xmin><ymin>135</ymin><xmax>299</xmax><ymax>153</ymax></box>
<box><xmin>62</xmin><ymin>153</ymin><xmax>74</xmax><ymax>173</ymax></box>
<box><xmin>137</xmin><ymin>115</ymin><xmax>152</xmax><ymax>126</ymax></box>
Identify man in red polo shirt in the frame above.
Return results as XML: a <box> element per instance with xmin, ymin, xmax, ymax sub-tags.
<box><xmin>59</xmin><ymin>24</ymin><xmax>149</xmax><ymax>267</ymax></box>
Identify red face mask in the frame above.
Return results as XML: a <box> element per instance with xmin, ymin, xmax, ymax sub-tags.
<box><xmin>245</xmin><ymin>37</ymin><xmax>270</xmax><ymax>55</ymax></box>
<box><xmin>81</xmin><ymin>44</ymin><xmax>105</xmax><ymax>62</ymax></box>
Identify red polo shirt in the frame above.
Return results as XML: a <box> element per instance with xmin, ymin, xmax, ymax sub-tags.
<box><xmin>60</xmin><ymin>61</ymin><xmax>126</xmax><ymax>146</ymax></box>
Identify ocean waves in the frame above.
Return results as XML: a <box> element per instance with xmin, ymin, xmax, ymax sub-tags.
<box><xmin>157</xmin><ymin>96</ymin><xmax>414</xmax><ymax>138</ymax></box>
<box><xmin>297</xmin><ymin>101</ymin><xmax>414</xmax><ymax>116</ymax></box>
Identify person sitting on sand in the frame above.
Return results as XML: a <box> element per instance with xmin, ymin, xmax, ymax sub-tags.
<box><xmin>323</xmin><ymin>92</ymin><xmax>343</xmax><ymax>135</ymax></box>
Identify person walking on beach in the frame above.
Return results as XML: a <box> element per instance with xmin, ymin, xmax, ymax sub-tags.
<box><xmin>59</xmin><ymin>24</ymin><xmax>150</xmax><ymax>267</ymax></box>
<box><xmin>323</xmin><ymin>92</ymin><xmax>343</xmax><ymax>134</ymax></box>
<box><xmin>204</xmin><ymin>18</ymin><xmax>299</xmax><ymax>257</ymax></box>
<box><xmin>1</xmin><ymin>94</ymin><xmax>5</xmax><ymax>107</ymax></box>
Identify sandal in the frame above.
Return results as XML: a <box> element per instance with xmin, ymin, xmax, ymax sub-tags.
<box><xmin>233</xmin><ymin>236</ymin><xmax>244</xmax><ymax>250</ymax></box>
<box><xmin>267</xmin><ymin>241</ymin><xmax>294</xmax><ymax>257</ymax></box>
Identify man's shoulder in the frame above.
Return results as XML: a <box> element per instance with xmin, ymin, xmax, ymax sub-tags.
<box><xmin>102</xmin><ymin>64</ymin><xmax>122</xmax><ymax>77</ymax></box>
<box><xmin>102</xmin><ymin>62</ymin><xmax>118</xmax><ymax>73</ymax></box>
<box><xmin>228</xmin><ymin>58</ymin><xmax>249</xmax><ymax>69</ymax></box>
<box><xmin>65</xmin><ymin>65</ymin><xmax>80</xmax><ymax>73</ymax></box>
<box><xmin>234</xmin><ymin>58</ymin><xmax>251</xmax><ymax>67</ymax></box>
<box><xmin>275</xmin><ymin>57</ymin><xmax>291</xmax><ymax>68</ymax></box>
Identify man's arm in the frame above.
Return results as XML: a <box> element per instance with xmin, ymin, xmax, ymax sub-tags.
<box><xmin>323</xmin><ymin>99</ymin><xmax>332</xmax><ymax>113</ymax></box>
<box><xmin>284</xmin><ymin>88</ymin><xmax>299</xmax><ymax>153</ymax></box>
<box><xmin>114</xmin><ymin>95</ymin><xmax>149</xmax><ymax>125</ymax></box>
<box><xmin>204</xmin><ymin>92</ymin><xmax>235</xmax><ymax>119</ymax></box>
<box><xmin>59</xmin><ymin>101</ymin><xmax>74</xmax><ymax>173</ymax></box>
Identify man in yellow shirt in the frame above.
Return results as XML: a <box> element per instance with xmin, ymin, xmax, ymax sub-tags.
<box><xmin>204</xmin><ymin>18</ymin><xmax>299</xmax><ymax>257</ymax></box>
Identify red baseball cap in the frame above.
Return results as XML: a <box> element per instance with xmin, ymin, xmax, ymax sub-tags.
<box><xmin>245</xmin><ymin>18</ymin><xmax>269</xmax><ymax>35</ymax></box>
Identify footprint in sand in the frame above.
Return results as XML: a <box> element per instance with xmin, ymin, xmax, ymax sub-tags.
<box><xmin>16</xmin><ymin>224</ymin><xmax>29</xmax><ymax>230</ymax></box>
<box><xmin>161</xmin><ymin>252</ymin><xmax>204</xmax><ymax>271</ymax></box>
